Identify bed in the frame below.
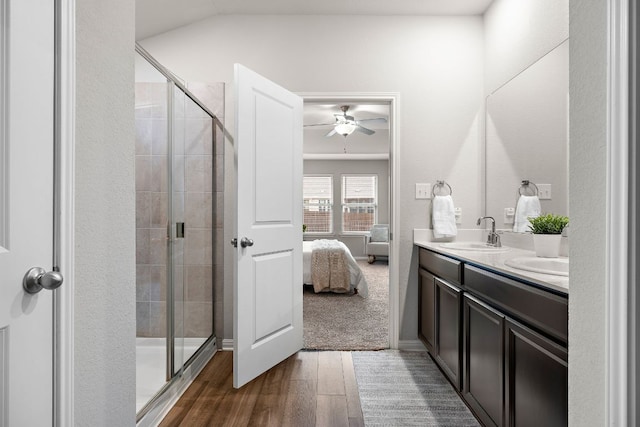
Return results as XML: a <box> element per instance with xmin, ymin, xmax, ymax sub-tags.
<box><xmin>303</xmin><ymin>239</ymin><xmax>369</xmax><ymax>297</ymax></box>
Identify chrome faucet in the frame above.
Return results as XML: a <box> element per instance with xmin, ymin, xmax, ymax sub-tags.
<box><xmin>477</xmin><ymin>216</ymin><xmax>501</xmax><ymax>247</ymax></box>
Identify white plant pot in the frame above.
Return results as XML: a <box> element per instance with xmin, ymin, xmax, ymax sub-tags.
<box><xmin>532</xmin><ymin>234</ymin><xmax>562</xmax><ymax>258</ymax></box>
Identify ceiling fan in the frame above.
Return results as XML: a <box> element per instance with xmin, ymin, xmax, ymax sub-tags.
<box><xmin>305</xmin><ymin>105</ymin><xmax>388</xmax><ymax>138</ymax></box>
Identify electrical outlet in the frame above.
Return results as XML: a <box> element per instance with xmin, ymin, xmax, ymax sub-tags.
<box><xmin>504</xmin><ymin>207</ymin><xmax>515</xmax><ymax>224</ymax></box>
<box><xmin>538</xmin><ymin>184</ymin><xmax>552</xmax><ymax>200</ymax></box>
<box><xmin>415</xmin><ymin>183</ymin><xmax>431</xmax><ymax>199</ymax></box>
<box><xmin>455</xmin><ymin>207</ymin><xmax>462</xmax><ymax>224</ymax></box>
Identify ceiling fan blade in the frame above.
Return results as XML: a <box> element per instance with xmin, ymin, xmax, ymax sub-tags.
<box><xmin>325</xmin><ymin>128</ymin><xmax>337</xmax><ymax>137</ymax></box>
<box><xmin>355</xmin><ymin>125</ymin><xmax>375</xmax><ymax>135</ymax></box>
<box><xmin>304</xmin><ymin>122</ymin><xmax>335</xmax><ymax>127</ymax></box>
<box><xmin>334</xmin><ymin>113</ymin><xmax>355</xmax><ymax>122</ymax></box>
<box><xmin>356</xmin><ymin>117</ymin><xmax>388</xmax><ymax>124</ymax></box>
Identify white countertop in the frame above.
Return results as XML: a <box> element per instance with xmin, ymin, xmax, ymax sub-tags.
<box><xmin>414</xmin><ymin>229</ymin><xmax>569</xmax><ymax>295</ymax></box>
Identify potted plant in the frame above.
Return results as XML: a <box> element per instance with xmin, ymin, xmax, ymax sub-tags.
<box><xmin>528</xmin><ymin>213</ymin><xmax>569</xmax><ymax>257</ymax></box>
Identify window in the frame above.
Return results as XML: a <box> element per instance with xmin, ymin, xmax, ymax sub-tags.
<box><xmin>303</xmin><ymin>175</ymin><xmax>333</xmax><ymax>233</ymax></box>
<box><xmin>342</xmin><ymin>175</ymin><xmax>377</xmax><ymax>233</ymax></box>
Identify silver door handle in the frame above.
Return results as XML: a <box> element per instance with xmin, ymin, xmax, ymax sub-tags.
<box><xmin>231</xmin><ymin>238</ymin><xmax>238</xmax><ymax>247</ymax></box>
<box><xmin>23</xmin><ymin>267</ymin><xmax>64</xmax><ymax>294</ymax></box>
<box><xmin>240</xmin><ymin>237</ymin><xmax>254</xmax><ymax>248</ymax></box>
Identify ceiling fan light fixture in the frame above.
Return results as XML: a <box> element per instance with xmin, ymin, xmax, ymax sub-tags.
<box><xmin>335</xmin><ymin>122</ymin><xmax>357</xmax><ymax>137</ymax></box>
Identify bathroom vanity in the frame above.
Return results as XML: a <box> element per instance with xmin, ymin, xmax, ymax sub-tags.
<box><xmin>414</xmin><ymin>232</ymin><xmax>568</xmax><ymax>427</ymax></box>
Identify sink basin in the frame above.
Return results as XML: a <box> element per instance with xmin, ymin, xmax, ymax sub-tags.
<box><xmin>504</xmin><ymin>257</ymin><xmax>569</xmax><ymax>277</ymax></box>
<box><xmin>440</xmin><ymin>242</ymin><xmax>510</xmax><ymax>252</ymax></box>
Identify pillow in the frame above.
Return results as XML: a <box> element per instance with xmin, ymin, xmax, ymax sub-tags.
<box><xmin>370</xmin><ymin>226</ymin><xmax>388</xmax><ymax>242</ymax></box>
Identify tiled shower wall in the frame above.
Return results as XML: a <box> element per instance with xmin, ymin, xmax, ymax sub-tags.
<box><xmin>135</xmin><ymin>81</ymin><xmax>224</xmax><ymax>340</ymax></box>
<box><xmin>136</xmin><ymin>82</ymin><xmax>169</xmax><ymax>338</ymax></box>
<box><xmin>187</xmin><ymin>82</ymin><xmax>225</xmax><ymax>342</ymax></box>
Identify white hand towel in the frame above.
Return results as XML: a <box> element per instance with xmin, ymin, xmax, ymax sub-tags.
<box><xmin>513</xmin><ymin>195</ymin><xmax>541</xmax><ymax>232</ymax></box>
<box><xmin>432</xmin><ymin>195</ymin><xmax>458</xmax><ymax>238</ymax></box>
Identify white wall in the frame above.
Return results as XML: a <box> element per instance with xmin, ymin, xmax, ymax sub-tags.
<box><xmin>484</xmin><ymin>0</ymin><xmax>569</xmax><ymax>94</ymax></box>
<box><xmin>140</xmin><ymin>14</ymin><xmax>485</xmax><ymax>342</ymax></box>
<box><xmin>568</xmin><ymin>0</ymin><xmax>608</xmax><ymax>424</ymax></box>
<box><xmin>483</xmin><ymin>0</ymin><xmax>570</xmax><ymax>228</ymax></box>
<box><xmin>76</xmin><ymin>0</ymin><xmax>136</xmax><ymax>424</ymax></box>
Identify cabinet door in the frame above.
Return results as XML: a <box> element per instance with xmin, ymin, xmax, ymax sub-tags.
<box><xmin>435</xmin><ymin>277</ymin><xmax>462</xmax><ymax>390</ymax></box>
<box><xmin>418</xmin><ymin>268</ymin><xmax>436</xmax><ymax>353</ymax></box>
<box><xmin>505</xmin><ymin>319</ymin><xmax>568</xmax><ymax>427</ymax></box>
<box><xmin>463</xmin><ymin>294</ymin><xmax>505</xmax><ymax>427</ymax></box>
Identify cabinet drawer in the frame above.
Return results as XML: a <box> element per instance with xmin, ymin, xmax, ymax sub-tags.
<box><xmin>419</xmin><ymin>248</ymin><xmax>463</xmax><ymax>285</ymax></box>
<box><xmin>464</xmin><ymin>264</ymin><xmax>568</xmax><ymax>344</ymax></box>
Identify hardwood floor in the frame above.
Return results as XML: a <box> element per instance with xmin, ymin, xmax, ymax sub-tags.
<box><xmin>160</xmin><ymin>351</ymin><xmax>364</xmax><ymax>427</ymax></box>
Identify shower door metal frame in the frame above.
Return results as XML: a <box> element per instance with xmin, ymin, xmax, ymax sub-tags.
<box><xmin>135</xmin><ymin>44</ymin><xmax>218</xmax><ymax>423</ymax></box>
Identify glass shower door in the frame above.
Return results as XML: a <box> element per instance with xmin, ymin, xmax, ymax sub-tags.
<box><xmin>135</xmin><ymin>48</ymin><xmax>217</xmax><ymax>421</ymax></box>
<box><xmin>134</xmin><ymin>53</ymin><xmax>173</xmax><ymax>412</ymax></box>
<box><xmin>175</xmin><ymin>89</ymin><xmax>215</xmax><ymax>371</ymax></box>
<box><xmin>170</xmin><ymin>82</ymin><xmax>186</xmax><ymax>377</ymax></box>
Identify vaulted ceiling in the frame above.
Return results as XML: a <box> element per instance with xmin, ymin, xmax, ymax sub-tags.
<box><xmin>136</xmin><ymin>0</ymin><xmax>495</xmax><ymax>155</ymax></box>
<box><xmin>136</xmin><ymin>0</ymin><xmax>494</xmax><ymax>40</ymax></box>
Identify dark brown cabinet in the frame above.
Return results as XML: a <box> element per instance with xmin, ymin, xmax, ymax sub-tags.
<box><xmin>435</xmin><ymin>278</ymin><xmax>462</xmax><ymax>391</ymax></box>
<box><xmin>418</xmin><ymin>268</ymin><xmax>436</xmax><ymax>353</ymax></box>
<box><xmin>417</xmin><ymin>247</ymin><xmax>568</xmax><ymax>427</ymax></box>
<box><xmin>463</xmin><ymin>294</ymin><xmax>505</xmax><ymax>427</ymax></box>
<box><xmin>505</xmin><ymin>319</ymin><xmax>568</xmax><ymax>427</ymax></box>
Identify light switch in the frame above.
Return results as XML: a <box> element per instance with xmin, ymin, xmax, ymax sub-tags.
<box><xmin>538</xmin><ymin>184</ymin><xmax>552</xmax><ymax>200</ymax></box>
<box><xmin>415</xmin><ymin>183</ymin><xmax>431</xmax><ymax>199</ymax></box>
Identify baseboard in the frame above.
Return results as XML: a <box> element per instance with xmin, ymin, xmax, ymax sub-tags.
<box><xmin>221</xmin><ymin>338</ymin><xmax>234</xmax><ymax>351</ymax></box>
<box><xmin>397</xmin><ymin>340</ymin><xmax>427</xmax><ymax>351</ymax></box>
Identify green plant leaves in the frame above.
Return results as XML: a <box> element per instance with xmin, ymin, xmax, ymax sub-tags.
<box><xmin>528</xmin><ymin>213</ymin><xmax>569</xmax><ymax>234</ymax></box>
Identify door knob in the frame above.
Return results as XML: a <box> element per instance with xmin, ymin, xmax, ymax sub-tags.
<box><xmin>23</xmin><ymin>267</ymin><xmax>64</xmax><ymax>294</ymax></box>
<box><xmin>240</xmin><ymin>237</ymin><xmax>254</xmax><ymax>248</ymax></box>
<box><xmin>231</xmin><ymin>238</ymin><xmax>238</xmax><ymax>247</ymax></box>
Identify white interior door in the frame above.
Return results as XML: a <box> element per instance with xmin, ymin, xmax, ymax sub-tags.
<box><xmin>233</xmin><ymin>64</ymin><xmax>303</xmax><ymax>388</ymax></box>
<box><xmin>0</xmin><ymin>0</ymin><xmax>56</xmax><ymax>425</ymax></box>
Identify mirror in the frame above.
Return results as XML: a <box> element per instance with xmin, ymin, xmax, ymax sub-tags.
<box><xmin>485</xmin><ymin>39</ymin><xmax>569</xmax><ymax>231</ymax></box>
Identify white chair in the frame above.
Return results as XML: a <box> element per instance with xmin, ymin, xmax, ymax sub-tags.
<box><xmin>366</xmin><ymin>224</ymin><xmax>389</xmax><ymax>263</ymax></box>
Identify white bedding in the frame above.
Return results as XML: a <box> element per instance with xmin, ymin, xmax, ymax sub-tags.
<box><xmin>303</xmin><ymin>240</ymin><xmax>369</xmax><ymax>297</ymax></box>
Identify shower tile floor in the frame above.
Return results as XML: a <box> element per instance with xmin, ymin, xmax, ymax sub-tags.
<box><xmin>136</xmin><ymin>337</ymin><xmax>207</xmax><ymax>412</ymax></box>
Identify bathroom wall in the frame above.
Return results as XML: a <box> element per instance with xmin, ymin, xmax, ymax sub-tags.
<box><xmin>76</xmin><ymin>0</ymin><xmax>136</xmax><ymax>424</ymax></box>
<box><xmin>483</xmin><ymin>0</ymin><xmax>569</xmax><ymax>226</ymax></box>
<box><xmin>484</xmin><ymin>0</ymin><xmax>569</xmax><ymax>94</ymax></box>
<box><xmin>568</xmin><ymin>0</ymin><xmax>608</xmax><ymax>424</ymax></box>
<box><xmin>140</xmin><ymin>14</ymin><xmax>485</xmax><ymax>343</ymax></box>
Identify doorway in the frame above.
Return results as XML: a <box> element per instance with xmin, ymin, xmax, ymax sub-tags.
<box><xmin>300</xmin><ymin>94</ymin><xmax>399</xmax><ymax>350</ymax></box>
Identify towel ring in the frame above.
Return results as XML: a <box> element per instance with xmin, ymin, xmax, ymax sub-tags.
<box><xmin>432</xmin><ymin>180</ymin><xmax>452</xmax><ymax>197</ymax></box>
<box><xmin>518</xmin><ymin>180</ymin><xmax>539</xmax><ymax>197</ymax></box>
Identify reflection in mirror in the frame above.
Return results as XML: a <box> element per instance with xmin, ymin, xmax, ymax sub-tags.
<box><xmin>485</xmin><ymin>39</ymin><xmax>569</xmax><ymax>232</ymax></box>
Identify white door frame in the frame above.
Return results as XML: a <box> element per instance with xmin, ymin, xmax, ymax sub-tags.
<box><xmin>55</xmin><ymin>0</ymin><xmax>75</xmax><ymax>425</ymax></box>
<box><xmin>299</xmin><ymin>92</ymin><xmax>400</xmax><ymax>349</ymax></box>
<box><xmin>607</xmin><ymin>0</ymin><xmax>633</xmax><ymax>424</ymax></box>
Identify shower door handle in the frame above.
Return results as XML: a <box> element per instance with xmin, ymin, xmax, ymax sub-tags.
<box><xmin>23</xmin><ymin>267</ymin><xmax>64</xmax><ymax>294</ymax></box>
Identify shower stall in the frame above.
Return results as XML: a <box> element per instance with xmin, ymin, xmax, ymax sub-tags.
<box><xmin>134</xmin><ymin>46</ymin><xmax>224</xmax><ymax>423</ymax></box>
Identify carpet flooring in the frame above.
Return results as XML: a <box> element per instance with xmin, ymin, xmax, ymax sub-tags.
<box><xmin>303</xmin><ymin>260</ymin><xmax>389</xmax><ymax>350</ymax></box>
<box><xmin>352</xmin><ymin>351</ymin><xmax>480</xmax><ymax>426</ymax></box>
